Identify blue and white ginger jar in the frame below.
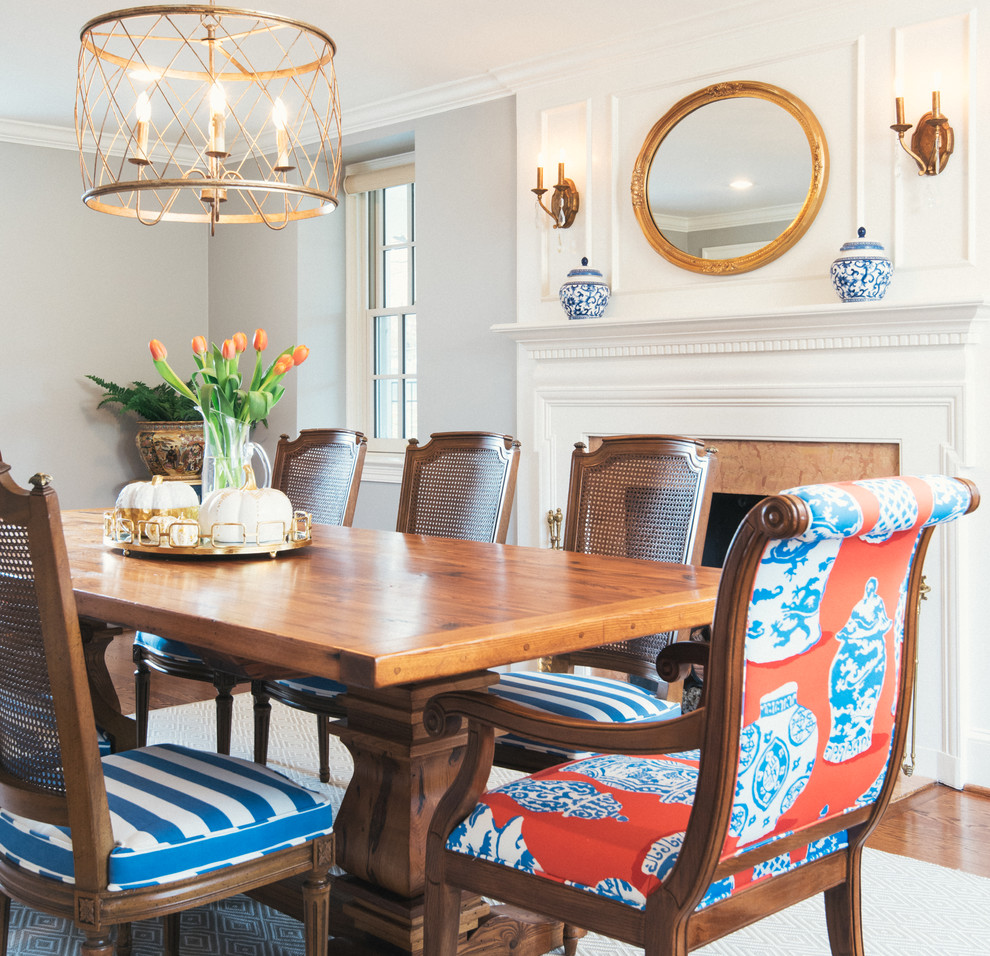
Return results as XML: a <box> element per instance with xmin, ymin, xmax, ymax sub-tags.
<box><xmin>559</xmin><ymin>258</ymin><xmax>610</xmax><ymax>320</ymax></box>
<box><xmin>830</xmin><ymin>228</ymin><xmax>892</xmax><ymax>302</ymax></box>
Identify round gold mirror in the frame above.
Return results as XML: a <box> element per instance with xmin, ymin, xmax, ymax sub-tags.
<box><xmin>631</xmin><ymin>81</ymin><xmax>828</xmax><ymax>274</ymax></box>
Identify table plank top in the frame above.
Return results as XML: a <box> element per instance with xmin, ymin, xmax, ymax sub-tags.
<box><xmin>63</xmin><ymin>510</ymin><xmax>720</xmax><ymax>689</ymax></box>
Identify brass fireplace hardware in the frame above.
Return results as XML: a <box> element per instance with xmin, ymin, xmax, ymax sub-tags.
<box><xmin>75</xmin><ymin>3</ymin><xmax>341</xmax><ymax>235</ymax></box>
<box><xmin>902</xmin><ymin>574</ymin><xmax>931</xmax><ymax>776</ymax></box>
<box><xmin>891</xmin><ymin>88</ymin><xmax>954</xmax><ymax>175</ymax></box>
<box><xmin>546</xmin><ymin>507</ymin><xmax>563</xmax><ymax>549</ymax></box>
<box><xmin>532</xmin><ymin>151</ymin><xmax>579</xmax><ymax>229</ymax></box>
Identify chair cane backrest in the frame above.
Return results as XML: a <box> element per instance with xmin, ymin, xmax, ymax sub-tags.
<box><xmin>396</xmin><ymin>432</ymin><xmax>521</xmax><ymax>544</ymax></box>
<box><xmin>680</xmin><ymin>476</ymin><xmax>978</xmax><ymax>901</ymax></box>
<box><xmin>558</xmin><ymin>435</ymin><xmax>716</xmax><ymax>675</ymax></box>
<box><xmin>272</xmin><ymin>428</ymin><xmax>367</xmax><ymax>527</ymax></box>
<box><xmin>0</xmin><ymin>463</ymin><xmax>112</xmax><ymax>890</ymax></box>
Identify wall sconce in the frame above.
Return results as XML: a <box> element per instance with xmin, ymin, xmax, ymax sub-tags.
<box><xmin>532</xmin><ymin>150</ymin><xmax>579</xmax><ymax>228</ymax></box>
<box><xmin>891</xmin><ymin>86</ymin><xmax>954</xmax><ymax>175</ymax></box>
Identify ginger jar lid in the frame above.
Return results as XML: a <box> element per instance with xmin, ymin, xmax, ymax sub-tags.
<box><xmin>835</xmin><ymin>226</ymin><xmax>887</xmax><ymax>258</ymax></box>
<box><xmin>562</xmin><ymin>257</ymin><xmax>607</xmax><ymax>283</ymax></box>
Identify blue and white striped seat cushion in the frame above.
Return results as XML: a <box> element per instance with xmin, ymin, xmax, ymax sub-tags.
<box><xmin>0</xmin><ymin>744</ymin><xmax>333</xmax><ymax>892</ymax></box>
<box><xmin>271</xmin><ymin>675</ymin><xmax>347</xmax><ymax>699</ymax></box>
<box><xmin>134</xmin><ymin>631</ymin><xmax>207</xmax><ymax>665</ymax></box>
<box><xmin>489</xmin><ymin>672</ymin><xmax>680</xmax><ymax>758</ymax></box>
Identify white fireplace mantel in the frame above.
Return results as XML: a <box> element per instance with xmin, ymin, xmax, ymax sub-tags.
<box><xmin>493</xmin><ymin>300</ymin><xmax>986</xmax><ymax>359</ymax></box>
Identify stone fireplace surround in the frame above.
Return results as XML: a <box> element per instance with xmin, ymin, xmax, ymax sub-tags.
<box><xmin>497</xmin><ymin>299</ymin><xmax>986</xmax><ymax>788</ymax></box>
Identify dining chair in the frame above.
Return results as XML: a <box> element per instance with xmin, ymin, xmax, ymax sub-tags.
<box><xmin>253</xmin><ymin>430</ymin><xmax>522</xmax><ymax>782</ymax></box>
<box><xmin>423</xmin><ymin>474</ymin><xmax>979</xmax><ymax>956</ymax></box>
<box><xmin>0</xmin><ymin>461</ymin><xmax>335</xmax><ymax>956</ymax></box>
<box><xmin>489</xmin><ymin>435</ymin><xmax>717</xmax><ymax>772</ymax></box>
<box><xmin>132</xmin><ymin>428</ymin><xmax>367</xmax><ymax>753</ymax></box>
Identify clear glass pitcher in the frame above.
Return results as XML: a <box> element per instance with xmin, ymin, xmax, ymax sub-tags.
<box><xmin>200</xmin><ymin>411</ymin><xmax>271</xmax><ymax>499</ymax></box>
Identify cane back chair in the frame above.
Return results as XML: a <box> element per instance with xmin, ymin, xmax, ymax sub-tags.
<box><xmin>133</xmin><ymin>428</ymin><xmax>367</xmax><ymax>753</ymax></box>
<box><xmin>0</xmin><ymin>461</ymin><xmax>334</xmax><ymax>956</ymax></box>
<box><xmin>423</xmin><ymin>475</ymin><xmax>979</xmax><ymax>956</ymax></box>
<box><xmin>252</xmin><ymin>430</ymin><xmax>521</xmax><ymax>782</ymax></box>
<box><xmin>490</xmin><ymin>435</ymin><xmax>717</xmax><ymax>772</ymax></box>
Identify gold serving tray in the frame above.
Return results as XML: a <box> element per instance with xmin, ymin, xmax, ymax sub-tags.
<box><xmin>103</xmin><ymin>510</ymin><xmax>312</xmax><ymax>558</ymax></box>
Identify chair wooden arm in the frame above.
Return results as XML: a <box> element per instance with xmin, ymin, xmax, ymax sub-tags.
<box><xmin>656</xmin><ymin>641</ymin><xmax>710</xmax><ymax>684</ymax></box>
<box><xmin>424</xmin><ymin>689</ymin><xmax>704</xmax><ymax>756</ymax></box>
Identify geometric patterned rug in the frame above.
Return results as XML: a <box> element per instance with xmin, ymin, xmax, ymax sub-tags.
<box><xmin>10</xmin><ymin>695</ymin><xmax>990</xmax><ymax>955</ymax></box>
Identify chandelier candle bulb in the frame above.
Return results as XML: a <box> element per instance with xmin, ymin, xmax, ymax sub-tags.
<box><xmin>131</xmin><ymin>92</ymin><xmax>151</xmax><ymax>165</ymax></box>
<box><xmin>207</xmin><ymin>82</ymin><xmax>227</xmax><ymax>156</ymax></box>
<box><xmin>273</xmin><ymin>99</ymin><xmax>292</xmax><ymax>171</ymax></box>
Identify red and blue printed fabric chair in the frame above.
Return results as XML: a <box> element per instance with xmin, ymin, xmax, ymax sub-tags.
<box><xmin>0</xmin><ymin>462</ymin><xmax>334</xmax><ymax>956</ymax></box>
<box><xmin>423</xmin><ymin>475</ymin><xmax>978</xmax><ymax>956</ymax></box>
<box><xmin>490</xmin><ymin>435</ymin><xmax>717</xmax><ymax>773</ymax></box>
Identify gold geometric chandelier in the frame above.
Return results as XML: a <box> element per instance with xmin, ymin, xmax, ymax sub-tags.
<box><xmin>76</xmin><ymin>4</ymin><xmax>341</xmax><ymax>234</ymax></box>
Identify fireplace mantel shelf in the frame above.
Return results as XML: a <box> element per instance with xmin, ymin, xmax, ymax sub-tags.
<box><xmin>494</xmin><ymin>299</ymin><xmax>986</xmax><ymax>359</ymax></box>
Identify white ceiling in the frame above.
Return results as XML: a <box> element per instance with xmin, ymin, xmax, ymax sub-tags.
<box><xmin>3</xmin><ymin>0</ymin><xmax>776</xmax><ymax>133</ymax></box>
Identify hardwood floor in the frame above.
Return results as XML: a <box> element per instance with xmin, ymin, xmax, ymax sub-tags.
<box><xmin>103</xmin><ymin>635</ymin><xmax>990</xmax><ymax>880</ymax></box>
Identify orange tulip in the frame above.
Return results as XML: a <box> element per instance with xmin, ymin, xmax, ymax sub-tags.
<box><xmin>191</xmin><ymin>335</ymin><xmax>208</xmax><ymax>355</ymax></box>
<box><xmin>273</xmin><ymin>354</ymin><xmax>294</xmax><ymax>375</ymax></box>
<box><xmin>292</xmin><ymin>345</ymin><xmax>309</xmax><ymax>365</ymax></box>
<box><xmin>253</xmin><ymin>328</ymin><xmax>268</xmax><ymax>351</ymax></box>
<box><xmin>149</xmin><ymin>339</ymin><xmax>167</xmax><ymax>361</ymax></box>
<box><xmin>222</xmin><ymin>338</ymin><xmax>236</xmax><ymax>360</ymax></box>
<box><xmin>232</xmin><ymin>331</ymin><xmax>248</xmax><ymax>353</ymax></box>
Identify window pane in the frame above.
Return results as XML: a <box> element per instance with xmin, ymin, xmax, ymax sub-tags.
<box><xmin>375</xmin><ymin>378</ymin><xmax>401</xmax><ymax>439</ymax></box>
<box><xmin>404</xmin><ymin>379</ymin><xmax>417</xmax><ymax>439</ymax></box>
<box><xmin>383</xmin><ymin>184</ymin><xmax>410</xmax><ymax>245</ymax></box>
<box><xmin>374</xmin><ymin>315</ymin><xmax>400</xmax><ymax>375</ymax></box>
<box><xmin>383</xmin><ymin>248</ymin><xmax>410</xmax><ymax>309</ymax></box>
<box><xmin>404</xmin><ymin>314</ymin><xmax>417</xmax><ymax>374</ymax></box>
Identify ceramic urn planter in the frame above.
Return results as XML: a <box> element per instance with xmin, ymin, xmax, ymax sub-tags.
<box><xmin>830</xmin><ymin>227</ymin><xmax>892</xmax><ymax>302</ymax></box>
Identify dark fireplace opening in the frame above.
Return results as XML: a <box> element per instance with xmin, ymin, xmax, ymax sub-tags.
<box><xmin>701</xmin><ymin>492</ymin><xmax>764</xmax><ymax>568</ymax></box>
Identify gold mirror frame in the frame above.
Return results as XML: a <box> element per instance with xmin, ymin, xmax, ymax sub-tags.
<box><xmin>631</xmin><ymin>81</ymin><xmax>828</xmax><ymax>275</ymax></box>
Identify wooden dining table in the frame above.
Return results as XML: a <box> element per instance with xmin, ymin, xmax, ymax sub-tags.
<box><xmin>63</xmin><ymin>510</ymin><xmax>720</xmax><ymax>955</ymax></box>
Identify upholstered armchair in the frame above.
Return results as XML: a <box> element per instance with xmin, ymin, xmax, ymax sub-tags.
<box><xmin>0</xmin><ymin>461</ymin><xmax>334</xmax><ymax>956</ymax></box>
<box><xmin>490</xmin><ymin>435</ymin><xmax>716</xmax><ymax>772</ymax></box>
<box><xmin>252</xmin><ymin>430</ymin><xmax>521</xmax><ymax>782</ymax></box>
<box><xmin>132</xmin><ymin>428</ymin><xmax>366</xmax><ymax>754</ymax></box>
<box><xmin>423</xmin><ymin>475</ymin><xmax>978</xmax><ymax>956</ymax></box>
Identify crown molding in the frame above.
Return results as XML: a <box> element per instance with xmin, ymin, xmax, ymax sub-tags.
<box><xmin>0</xmin><ymin>119</ymin><xmax>77</xmax><ymax>151</ymax></box>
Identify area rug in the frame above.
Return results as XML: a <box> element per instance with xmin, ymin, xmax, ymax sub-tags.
<box><xmin>12</xmin><ymin>696</ymin><xmax>988</xmax><ymax>955</ymax></box>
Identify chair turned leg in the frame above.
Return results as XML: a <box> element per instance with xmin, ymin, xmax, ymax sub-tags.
<box><xmin>81</xmin><ymin>934</ymin><xmax>114</xmax><ymax>956</ymax></box>
<box><xmin>252</xmin><ymin>681</ymin><xmax>272</xmax><ymax>766</ymax></box>
<box><xmin>116</xmin><ymin>922</ymin><xmax>132</xmax><ymax>956</ymax></box>
<box><xmin>162</xmin><ymin>912</ymin><xmax>181</xmax><ymax>956</ymax></box>
<box><xmin>132</xmin><ymin>648</ymin><xmax>152</xmax><ymax>748</ymax></box>
<box><xmin>563</xmin><ymin>923</ymin><xmax>587</xmax><ymax>956</ymax></box>
<box><xmin>317</xmin><ymin>714</ymin><xmax>331</xmax><ymax>783</ymax></box>
<box><xmin>0</xmin><ymin>892</ymin><xmax>10</xmax><ymax>956</ymax></box>
<box><xmin>212</xmin><ymin>673</ymin><xmax>238</xmax><ymax>755</ymax></box>
<box><xmin>302</xmin><ymin>869</ymin><xmax>332</xmax><ymax>956</ymax></box>
<box><xmin>824</xmin><ymin>866</ymin><xmax>865</xmax><ymax>956</ymax></box>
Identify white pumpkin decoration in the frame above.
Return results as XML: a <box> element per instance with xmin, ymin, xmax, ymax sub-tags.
<box><xmin>199</xmin><ymin>465</ymin><xmax>293</xmax><ymax>545</ymax></box>
<box><xmin>114</xmin><ymin>474</ymin><xmax>199</xmax><ymax>528</ymax></box>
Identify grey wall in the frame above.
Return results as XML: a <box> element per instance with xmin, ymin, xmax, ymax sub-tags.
<box><xmin>0</xmin><ymin>95</ymin><xmax>517</xmax><ymax>525</ymax></box>
<box><xmin>0</xmin><ymin>141</ymin><xmax>207</xmax><ymax>507</ymax></box>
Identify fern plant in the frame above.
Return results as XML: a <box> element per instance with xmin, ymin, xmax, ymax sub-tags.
<box><xmin>86</xmin><ymin>375</ymin><xmax>200</xmax><ymax>422</ymax></box>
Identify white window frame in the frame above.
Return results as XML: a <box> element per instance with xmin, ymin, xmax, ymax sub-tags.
<box><xmin>344</xmin><ymin>153</ymin><xmax>415</xmax><ymax>480</ymax></box>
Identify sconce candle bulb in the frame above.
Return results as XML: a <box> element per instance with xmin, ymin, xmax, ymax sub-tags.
<box><xmin>890</xmin><ymin>85</ymin><xmax>953</xmax><ymax>175</ymax></box>
<box><xmin>531</xmin><ymin>148</ymin><xmax>579</xmax><ymax>229</ymax></box>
